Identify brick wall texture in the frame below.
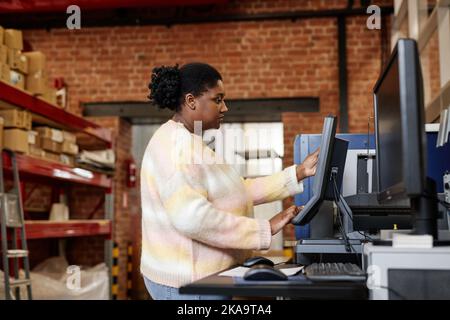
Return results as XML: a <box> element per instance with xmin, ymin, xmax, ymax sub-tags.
<box><xmin>20</xmin><ymin>0</ymin><xmax>394</xmax><ymax>299</ymax></box>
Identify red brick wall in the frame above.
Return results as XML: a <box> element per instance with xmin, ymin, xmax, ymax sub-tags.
<box><xmin>22</xmin><ymin>16</ymin><xmax>391</xmax><ymax>157</ymax></box>
<box><xmin>20</xmin><ymin>0</ymin><xmax>393</xmax><ymax>298</ymax></box>
<box><xmin>347</xmin><ymin>15</ymin><xmax>387</xmax><ymax>134</ymax></box>
<box><xmin>22</xmin><ymin>0</ymin><xmax>392</xmax><ymax>121</ymax></box>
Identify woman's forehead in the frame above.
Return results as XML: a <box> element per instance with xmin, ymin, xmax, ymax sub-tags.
<box><xmin>206</xmin><ymin>80</ymin><xmax>225</xmax><ymax>96</ymax></box>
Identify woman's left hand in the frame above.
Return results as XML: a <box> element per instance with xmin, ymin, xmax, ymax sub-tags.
<box><xmin>296</xmin><ymin>148</ymin><xmax>319</xmax><ymax>181</ymax></box>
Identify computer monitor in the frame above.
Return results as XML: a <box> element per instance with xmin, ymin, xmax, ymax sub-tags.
<box><xmin>292</xmin><ymin>116</ymin><xmax>349</xmax><ymax>226</ymax></box>
<box><xmin>373</xmin><ymin>38</ymin><xmax>438</xmax><ymax>238</ymax></box>
<box><xmin>374</xmin><ymin>39</ymin><xmax>427</xmax><ymax>202</ymax></box>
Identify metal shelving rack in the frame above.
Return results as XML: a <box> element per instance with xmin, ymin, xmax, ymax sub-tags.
<box><xmin>0</xmin><ymin>79</ymin><xmax>114</xmax><ymax>299</ymax></box>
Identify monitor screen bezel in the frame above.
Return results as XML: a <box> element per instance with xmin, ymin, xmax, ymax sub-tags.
<box><xmin>373</xmin><ymin>39</ymin><xmax>427</xmax><ymax>203</ymax></box>
<box><xmin>373</xmin><ymin>43</ymin><xmax>406</xmax><ymax>202</ymax></box>
<box><xmin>291</xmin><ymin>115</ymin><xmax>337</xmax><ymax>225</ymax></box>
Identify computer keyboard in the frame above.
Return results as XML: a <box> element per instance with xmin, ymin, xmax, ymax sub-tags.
<box><xmin>304</xmin><ymin>263</ymin><xmax>366</xmax><ymax>282</ymax></box>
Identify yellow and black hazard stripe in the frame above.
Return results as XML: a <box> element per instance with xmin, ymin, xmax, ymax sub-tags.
<box><xmin>127</xmin><ymin>243</ymin><xmax>133</xmax><ymax>299</ymax></box>
<box><xmin>112</xmin><ymin>242</ymin><xmax>119</xmax><ymax>300</ymax></box>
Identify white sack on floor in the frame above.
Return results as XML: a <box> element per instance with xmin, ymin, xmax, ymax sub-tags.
<box><xmin>0</xmin><ymin>256</ymin><xmax>109</xmax><ymax>300</ymax></box>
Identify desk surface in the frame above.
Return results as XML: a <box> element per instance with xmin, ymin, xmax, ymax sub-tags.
<box><xmin>180</xmin><ymin>265</ymin><xmax>368</xmax><ymax>299</ymax></box>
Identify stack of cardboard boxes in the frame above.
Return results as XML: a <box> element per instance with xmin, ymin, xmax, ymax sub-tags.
<box><xmin>1</xmin><ymin>26</ymin><xmax>77</xmax><ymax>166</ymax></box>
<box><xmin>35</xmin><ymin>126</ymin><xmax>78</xmax><ymax>166</ymax></box>
<box><xmin>0</xmin><ymin>109</ymin><xmax>32</xmax><ymax>154</ymax></box>
<box><xmin>0</xmin><ymin>26</ymin><xmax>59</xmax><ymax>106</ymax></box>
<box><xmin>1</xmin><ymin>27</ymin><xmax>27</xmax><ymax>89</ymax></box>
<box><xmin>25</xmin><ymin>51</ymin><xmax>57</xmax><ymax>105</ymax></box>
<box><xmin>0</xmin><ymin>110</ymin><xmax>79</xmax><ymax>166</ymax></box>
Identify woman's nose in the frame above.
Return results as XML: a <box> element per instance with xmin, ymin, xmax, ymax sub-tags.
<box><xmin>221</xmin><ymin>101</ymin><xmax>228</xmax><ymax>113</ymax></box>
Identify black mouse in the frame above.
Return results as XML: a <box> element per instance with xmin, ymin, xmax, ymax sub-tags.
<box><xmin>242</xmin><ymin>256</ymin><xmax>274</xmax><ymax>267</ymax></box>
<box><xmin>243</xmin><ymin>264</ymin><xmax>288</xmax><ymax>281</ymax></box>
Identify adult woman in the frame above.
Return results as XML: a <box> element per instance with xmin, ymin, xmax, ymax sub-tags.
<box><xmin>140</xmin><ymin>62</ymin><xmax>319</xmax><ymax>300</ymax></box>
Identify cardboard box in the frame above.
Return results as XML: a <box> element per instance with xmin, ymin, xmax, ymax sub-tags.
<box><xmin>0</xmin><ymin>109</ymin><xmax>21</xmax><ymax>128</ymax></box>
<box><xmin>61</xmin><ymin>141</ymin><xmax>78</xmax><ymax>155</ymax></box>
<box><xmin>23</xmin><ymin>51</ymin><xmax>46</xmax><ymax>74</ymax></box>
<box><xmin>40</xmin><ymin>88</ymin><xmax>57</xmax><ymax>105</ymax></box>
<box><xmin>28</xmin><ymin>130</ymin><xmax>38</xmax><ymax>145</ymax></box>
<box><xmin>0</xmin><ymin>63</ymin><xmax>10</xmax><ymax>82</ymax></box>
<box><xmin>17</xmin><ymin>54</ymin><xmax>27</xmax><ymax>74</ymax></box>
<box><xmin>4</xmin><ymin>29</ymin><xmax>23</xmax><ymax>50</ymax></box>
<box><xmin>7</xmin><ymin>49</ymin><xmax>27</xmax><ymax>74</ymax></box>
<box><xmin>42</xmin><ymin>150</ymin><xmax>60</xmax><ymax>163</ymax></box>
<box><xmin>3</xmin><ymin>128</ymin><xmax>29</xmax><ymax>153</ymax></box>
<box><xmin>27</xmin><ymin>144</ymin><xmax>44</xmax><ymax>158</ymax></box>
<box><xmin>63</xmin><ymin>131</ymin><xmax>77</xmax><ymax>143</ymax></box>
<box><xmin>60</xmin><ymin>154</ymin><xmax>75</xmax><ymax>166</ymax></box>
<box><xmin>0</xmin><ymin>26</ymin><xmax>4</xmax><ymax>45</ymax></box>
<box><xmin>26</xmin><ymin>71</ymin><xmax>48</xmax><ymax>94</ymax></box>
<box><xmin>23</xmin><ymin>110</ymin><xmax>32</xmax><ymax>130</ymax></box>
<box><xmin>0</xmin><ymin>45</ymin><xmax>7</xmax><ymax>65</ymax></box>
<box><xmin>10</xmin><ymin>70</ymin><xmax>25</xmax><ymax>90</ymax></box>
<box><xmin>0</xmin><ymin>109</ymin><xmax>31</xmax><ymax>130</ymax></box>
<box><xmin>7</xmin><ymin>48</ymin><xmax>19</xmax><ymax>68</ymax></box>
<box><xmin>40</xmin><ymin>137</ymin><xmax>62</xmax><ymax>153</ymax></box>
<box><xmin>35</xmin><ymin>127</ymin><xmax>63</xmax><ymax>143</ymax></box>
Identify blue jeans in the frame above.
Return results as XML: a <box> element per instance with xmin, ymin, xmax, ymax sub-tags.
<box><xmin>144</xmin><ymin>276</ymin><xmax>229</xmax><ymax>300</ymax></box>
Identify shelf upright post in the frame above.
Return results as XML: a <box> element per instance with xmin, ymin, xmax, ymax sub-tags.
<box><xmin>104</xmin><ymin>185</ymin><xmax>114</xmax><ymax>300</ymax></box>
<box><xmin>57</xmin><ymin>187</ymin><xmax>68</xmax><ymax>259</ymax></box>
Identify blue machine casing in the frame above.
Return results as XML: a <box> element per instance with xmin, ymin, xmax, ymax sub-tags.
<box><xmin>294</xmin><ymin>132</ymin><xmax>450</xmax><ymax>240</ymax></box>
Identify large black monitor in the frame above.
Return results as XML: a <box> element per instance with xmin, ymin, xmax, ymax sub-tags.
<box><xmin>373</xmin><ymin>39</ymin><xmax>438</xmax><ymax>238</ymax></box>
<box><xmin>292</xmin><ymin>116</ymin><xmax>349</xmax><ymax>226</ymax></box>
<box><xmin>374</xmin><ymin>39</ymin><xmax>427</xmax><ymax>202</ymax></box>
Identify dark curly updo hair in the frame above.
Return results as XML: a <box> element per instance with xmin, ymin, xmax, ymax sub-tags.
<box><xmin>148</xmin><ymin>62</ymin><xmax>222</xmax><ymax>111</ymax></box>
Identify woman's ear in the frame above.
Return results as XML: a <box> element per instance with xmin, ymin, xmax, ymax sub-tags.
<box><xmin>185</xmin><ymin>93</ymin><xmax>196</xmax><ymax>110</ymax></box>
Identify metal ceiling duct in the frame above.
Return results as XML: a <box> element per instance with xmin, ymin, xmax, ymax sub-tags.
<box><xmin>0</xmin><ymin>0</ymin><xmax>229</xmax><ymax>13</ymax></box>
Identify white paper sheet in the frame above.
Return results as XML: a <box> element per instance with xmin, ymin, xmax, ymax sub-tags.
<box><xmin>219</xmin><ymin>267</ymin><xmax>250</xmax><ymax>277</ymax></box>
<box><xmin>218</xmin><ymin>266</ymin><xmax>304</xmax><ymax>277</ymax></box>
<box><xmin>267</xmin><ymin>256</ymin><xmax>291</xmax><ymax>265</ymax></box>
<box><xmin>280</xmin><ymin>266</ymin><xmax>304</xmax><ymax>276</ymax></box>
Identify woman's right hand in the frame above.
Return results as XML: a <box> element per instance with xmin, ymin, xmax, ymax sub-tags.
<box><xmin>269</xmin><ymin>205</ymin><xmax>302</xmax><ymax>235</ymax></box>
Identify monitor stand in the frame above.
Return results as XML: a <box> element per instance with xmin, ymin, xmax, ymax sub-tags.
<box><xmin>295</xmin><ymin>238</ymin><xmax>364</xmax><ymax>265</ymax></box>
<box><xmin>374</xmin><ymin>177</ymin><xmax>450</xmax><ymax>247</ymax></box>
<box><xmin>295</xmin><ymin>190</ymin><xmax>367</xmax><ymax>265</ymax></box>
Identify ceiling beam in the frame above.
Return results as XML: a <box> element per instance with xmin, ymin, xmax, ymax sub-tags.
<box><xmin>83</xmin><ymin>97</ymin><xmax>320</xmax><ymax>124</ymax></box>
<box><xmin>0</xmin><ymin>6</ymin><xmax>394</xmax><ymax>29</ymax></box>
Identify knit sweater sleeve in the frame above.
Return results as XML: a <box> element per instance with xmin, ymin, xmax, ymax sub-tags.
<box><xmin>159</xmin><ymin>164</ymin><xmax>272</xmax><ymax>250</ymax></box>
<box><xmin>242</xmin><ymin>165</ymin><xmax>304</xmax><ymax>206</ymax></box>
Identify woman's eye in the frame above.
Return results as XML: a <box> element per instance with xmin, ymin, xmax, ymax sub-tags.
<box><xmin>215</xmin><ymin>98</ymin><xmax>222</xmax><ymax>104</ymax></box>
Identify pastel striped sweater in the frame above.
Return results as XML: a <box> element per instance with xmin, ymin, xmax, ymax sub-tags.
<box><xmin>140</xmin><ymin>120</ymin><xmax>304</xmax><ymax>288</ymax></box>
